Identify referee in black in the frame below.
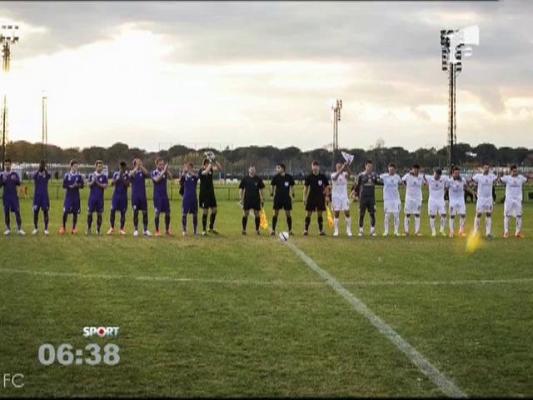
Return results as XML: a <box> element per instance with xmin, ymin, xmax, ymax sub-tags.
<box><xmin>270</xmin><ymin>163</ymin><xmax>295</xmax><ymax>236</ymax></box>
<box><xmin>199</xmin><ymin>158</ymin><xmax>222</xmax><ymax>235</ymax></box>
<box><xmin>239</xmin><ymin>165</ymin><xmax>265</xmax><ymax>235</ymax></box>
<box><xmin>303</xmin><ymin>160</ymin><xmax>330</xmax><ymax>236</ymax></box>
<box><xmin>352</xmin><ymin>160</ymin><xmax>381</xmax><ymax>236</ymax></box>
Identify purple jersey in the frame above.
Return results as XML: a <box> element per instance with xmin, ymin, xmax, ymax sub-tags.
<box><xmin>130</xmin><ymin>169</ymin><xmax>148</xmax><ymax>211</ymax></box>
<box><xmin>152</xmin><ymin>169</ymin><xmax>170</xmax><ymax>213</ymax></box>
<box><xmin>63</xmin><ymin>172</ymin><xmax>84</xmax><ymax>214</ymax></box>
<box><xmin>181</xmin><ymin>173</ymin><xmax>198</xmax><ymax>214</ymax></box>
<box><xmin>88</xmin><ymin>172</ymin><xmax>108</xmax><ymax>213</ymax></box>
<box><xmin>1</xmin><ymin>171</ymin><xmax>21</xmax><ymax>212</ymax></box>
<box><xmin>33</xmin><ymin>170</ymin><xmax>51</xmax><ymax>210</ymax></box>
<box><xmin>111</xmin><ymin>170</ymin><xmax>129</xmax><ymax>212</ymax></box>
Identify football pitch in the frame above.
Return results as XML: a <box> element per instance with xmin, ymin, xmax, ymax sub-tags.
<box><xmin>1</xmin><ymin>195</ymin><xmax>532</xmax><ymax>397</ymax></box>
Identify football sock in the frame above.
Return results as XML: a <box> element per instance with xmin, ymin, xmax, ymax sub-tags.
<box><xmin>414</xmin><ymin>215</ymin><xmax>420</xmax><ymax>233</ymax></box>
<box><xmin>192</xmin><ymin>214</ymin><xmax>198</xmax><ymax>234</ymax></box>
<box><xmin>459</xmin><ymin>216</ymin><xmax>465</xmax><ymax>231</ymax></box>
<box><xmin>133</xmin><ymin>210</ymin><xmax>139</xmax><ymax>230</ymax></box>
<box><xmin>516</xmin><ymin>215</ymin><xmax>522</xmax><ymax>233</ymax></box>
<box><xmin>384</xmin><ymin>212</ymin><xmax>390</xmax><ymax>233</ymax></box>
<box><xmin>96</xmin><ymin>213</ymin><xmax>102</xmax><ymax>233</ymax></box>
<box><xmin>142</xmin><ymin>212</ymin><xmax>148</xmax><ymax>231</ymax></box>
<box><xmin>486</xmin><ymin>216</ymin><xmax>492</xmax><ymax>235</ymax></box>
<box><xmin>370</xmin><ymin>212</ymin><xmax>376</xmax><ymax>228</ymax></box>
<box><xmin>404</xmin><ymin>216</ymin><xmax>410</xmax><ymax>233</ymax></box>
<box><xmin>504</xmin><ymin>215</ymin><xmax>509</xmax><ymax>233</ymax></box>
<box><xmin>272</xmin><ymin>215</ymin><xmax>278</xmax><ymax>231</ymax></box>
<box><xmin>393</xmin><ymin>212</ymin><xmax>400</xmax><ymax>234</ymax></box>
<box><xmin>4</xmin><ymin>211</ymin><xmax>10</xmax><ymax>230</ymax></box>
<box><xmin>182</xmin><ymin>214</ymin><xmax>187</xmax><ymax>231</ymax></box>
<box><xmin>287</xmin><ymin>216</ymin><xmax>292</xmax><ymax>231</ymax></box>
<box><xmin>15</xmin><ymin>212</ymin><xmax>21</xmax><ymax>230</ymax></box>
<box><xmin>110</xmin><ymin>209</ymin><xmax>116</xmax><ymax>229</ymax></box>
<box><xmin>62</xmin><ymin>212</ymin><xmax>68</xmax><ymax>229</ymax></box>
<box><xmin>449</xmin><ymin>215</ymin><xmax>455</xmax><ymax>232</ymax></box>
<box><xmin>120</xmin><ymin>211</ymin><xmax>126</xmax><ymax>230</ymax></box>
<box><xmin>209</xmin><ymin>212</ymin><xmax>216</xmax><ymax>230</ymax></box>
<box><xmin>345</xmin><ymin>217</ymin><xmax>352</xmax><ymax>233</ymax></box>
<box><xmin>72</xmin><ymin>213</ymin><xmax>78</xmax><ymax>229</ymax></box>
<box><xmin>333</xmin><ymin>217</ymin><xmax>339</xmax><ymax>232</ymax></box>
<box><xmin>242</xmin><ymin>216</ymin><xmax>248</xmax><ymax>231</ymax></box>
<box><xmin>44</xmin><ymin>210</ymin><xmax>49</xmax><ymax>230</ymax></box>
<box><xmin>429</xmin><ymin>216</ymin><xmax>435</xmax><ymax>232</ymax></box>
<box><xmin>474</xmin><ymin>215</ymin><xmax>481</xmax><ymax>233</ymax></box>
<box><xmin>165</xmin><ymin>213</ymin><xmax>171</xmax><ymax>232</ymax></box>
<box><xmin>155</xmin><ymin>212</ymin><xmax>160</xmax><ymax>231</ymax></box>
<box><xmin>317</xmin><ymin>216</ymin><xmax>324</xmax><ymax>232</ymax></box>
<box><xmin>34</xmin><ymin>210</ymin><xmax>39</xmax><ymax>229</ymax></box>
<box><xmin>440</xmin><ymin>216</ymin><xmax>446</xmax><ymax>231</ymax></box>
<box><xmin>87</xmin><ymin>213</ymin><xmax>93</xmax><ymax>230</ymax></box>
<box><xmin>255</xmin><ymin>216</ymin><xmax>260</xmax><ymax>231</ymax></box>
<box><xmin>202</xmin><ymin>214</ymin><xmax>208</xmax><ymax>231</ymax></box>
<box><xmin>304</xmin><ymin>216</ymin><xmax>311</xmax><ymax>231</ymax></box>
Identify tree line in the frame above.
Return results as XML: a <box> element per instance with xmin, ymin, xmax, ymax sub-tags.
<box><xmin>7</xmin><ymin>140</ymin><xmax>533</xmax><ymax>177</ymax></box>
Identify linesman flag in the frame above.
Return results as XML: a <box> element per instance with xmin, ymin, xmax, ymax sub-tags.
<box><xmin>260</xmin><ymin>209</ymin><xmax>269</xmax><ymax>231</ymax></box>
<box><xmin>326</xmin><ymin>207</ymin><xmax>334</xmax><ymax>229</ymax></box>
<box><xmin>341</xmin><ymin>151</ymin><xmax>355</xmax><ymax>165</ymax></box>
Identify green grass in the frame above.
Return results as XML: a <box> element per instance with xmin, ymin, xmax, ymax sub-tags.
<box><xmin>0</xmin><ymin>194</ymin><xmax>532</xmax><ymax>397</ymax></box>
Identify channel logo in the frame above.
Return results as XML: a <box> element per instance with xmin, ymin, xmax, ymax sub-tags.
<box><xmin>82</xmin><ymin>326</ymin><xmax>120</xmax><ymax>338</ymax></box>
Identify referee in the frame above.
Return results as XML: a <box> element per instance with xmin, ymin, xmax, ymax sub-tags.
<box><xmin>303</xmin><ymin>160</ymin><xmax>330</xmax><ymax>236</ymax></box>
<box><xmin>239</xmin><ymin>165</ymin><xmax>265</xmax><ymax>235</ymax></box>
<box><xmin>270</xmin><ymin>163</ymin><xmax>295</xmax><ymax>236</ymax></box>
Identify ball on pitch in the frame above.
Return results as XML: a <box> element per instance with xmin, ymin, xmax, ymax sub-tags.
<box><xmin>279</xmin><ymin>231</ymin><xmax>289</xmax><ymax>241</ymax></box>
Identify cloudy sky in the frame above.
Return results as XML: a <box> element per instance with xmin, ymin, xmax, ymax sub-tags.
<box><xmin>0</xmin><ymin>1</ymin><xmax>532</xmax><ymax>152</ymax></box>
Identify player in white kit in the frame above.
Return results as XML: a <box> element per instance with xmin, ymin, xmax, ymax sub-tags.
<box><xmin>331</xmin><ymin>162</ymin><xmax>352</xmax><ymax>237</ymax></box>
<box><xmin>402</xmin><ymin>164</ymin><xmax>424</xmax><ymax>236</ymax></box>
<box><xmin>471</xmin><ymin>163</ymin><xmax>498</xmax><ymax>238</ymax></box>
<box><xmin>424</xmin><ymin>168</ymin><xmax>447</xmax><ymax>237</ymax></box>
<box><xmin>500</xmin><ymin>165</ymin><xmax>527</xmax><ymax>238</ymax></box>
<box><xmin>379</xmin><ymin>163</ymin><xmax>402</xmax><ymax>236</ymax></box>
<box><xmin>447</xmin><ymin>166</ymin><xmax>469</xmax><ymax>238</ymax></box>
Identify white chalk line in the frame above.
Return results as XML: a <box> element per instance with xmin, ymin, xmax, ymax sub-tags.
<box><xmin>0</xmin><ymin>267</ymin><xmax>532</xmax><ymax>289</ymax></box>
<box><xmin>284</xmin><ymin>240</ymin><xmax>467</xmax><ymax>398</ymax></box>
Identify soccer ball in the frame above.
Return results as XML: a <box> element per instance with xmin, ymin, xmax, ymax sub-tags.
<box><xmin>279</xmin><ymin>231</ymin><xmax>289</xmax><ymax>242</ymax></box>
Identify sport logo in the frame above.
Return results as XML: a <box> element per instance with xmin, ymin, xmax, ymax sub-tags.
<box><xmin>82</xmin><ymin>326</ymin><xmax>120</xmax><ymax>338</ymax></box>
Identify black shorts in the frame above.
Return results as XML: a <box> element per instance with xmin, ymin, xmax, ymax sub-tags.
<box><xmin>273</xmin><ymin>196</ymin><xmax>292</xmax><ymax>211</ymax></box>
<box><xmin>244</xmin><ymin>199</ymin><xmax>261</xmax><ymax>211</ymax></box>
<box><xmin>199</xmin><ymin>193</ymin><xmax>217</xmax><ymax>209</ymax></box>
<box><xmin>306</xmin><ymin>196</ymin><xmax>326</xmax><ymax>212</ymax></box>
<box><xmin>359</xmin><ymin>198</ymin><xmax>376</xmax><ymax>213</ymax></box>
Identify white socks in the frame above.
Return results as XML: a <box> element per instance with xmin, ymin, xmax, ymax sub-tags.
<box><xmin>504</xmin><ymin>215</ymin><xmax>509</xmax><ymax>234</ymax></box>
<box><xmin>384</xmin><ymin>212</ymin><xmax>390</xmax><ymax>235</ymax></box>
<box><xmin>415</xmin><ymin>216</ymin><xmax>420</xmax><ymax>234</ymax></box>
<box><xmin>346</xmin><ymin>217</ymin><xmax>352</xmax><ymax>235</ymax></box>
<box><xmin>517</xmin><ymin>216</ymin><xmax>522</xmax><ymax>234</ymax></box>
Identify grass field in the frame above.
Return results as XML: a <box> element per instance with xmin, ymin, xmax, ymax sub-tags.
<box><xmin>1</xmin><ymin>191</ymin><xmax>532</xmax><ymax>397</ymax></box>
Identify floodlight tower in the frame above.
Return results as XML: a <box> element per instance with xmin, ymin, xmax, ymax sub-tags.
<box><xmin>331</xmin><ymin>99</ymin><xmax>342</xmax><ymax>171</ymax></box>
<box><xmin>440</xmin><ymin>25</ymin><xmax>479</xmax><ymax>171</ymax></box>
<box><xmin>0</xmin><ymin>23</ymin><xmax>19</xmax><ymax>170</ymax></box>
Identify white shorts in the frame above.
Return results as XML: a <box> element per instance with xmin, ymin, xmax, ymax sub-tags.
<box><xmin>476</xmin><ymin>197</ymin><xmax>494</xmax><ymax>214</ymax></box>
<box><xmin>504</xmin><ymin>199</ymin><xmax>522</xmax><ymax>217</ymax></box>
<box><xmin>404</xmin><ymin>198</ymin><xmax>422</xmax><ymax>215</ymax></box>
<box><xmin>331</xmin><ymin>196</ymin><xmax>350</xmax><ymax>212</ymax></box>
<box><xmin>384</xmin><ymin>200</ymin><xmax>401</xmax><ymax>214</ymax></box>
<box><xmin>449</xmin><ymin>201</ymin><xmax>466</xmax><ymax>216</ymax></box>
<box><xmin>428</xmin><ymin>200</ymin><xmax>446</xmax><ymax>216</ymax></box>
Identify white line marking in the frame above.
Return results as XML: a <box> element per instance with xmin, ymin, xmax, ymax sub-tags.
<box><xmin>0</xmin><ymin>267</ymin><xmax>532</xmax><ymax>289</ymax></box>
<box><xmin>284</xmin><ymin>240</ymin><xmax>467</xmax><ymax>398</ymax></box>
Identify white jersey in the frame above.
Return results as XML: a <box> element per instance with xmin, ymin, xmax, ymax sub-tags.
<box><xmin>402</xmin><ymin>173</ymin><xmax>424</xmax><ymax>202</ymax></box>
<box><xmin>472</xmin><ymin>173</ymin><xmax>497</xmax><ymax>199</ymax></box>
<box><xmin>425</xmin><ymin>175</ymin><xmax>447</xmax><ymax>203</ymax></box>
<box><xmin>331</xmin><ymin>171</ymin><xmax>349</xmax><ymax>199</ymax></box>
<box><xmin>447</xmin><ymin>176</ymin><xmax>467</xmax><ymax>204</ymax></box>
<box><xmin>501</xmin><ymin>175</ymin><xmax>527</xmax><ymax>202</ymax></box>
<box><xmin>379</xmin><ymin>173</ymin><xmax>402</xmax><ymax>203</ymax></box>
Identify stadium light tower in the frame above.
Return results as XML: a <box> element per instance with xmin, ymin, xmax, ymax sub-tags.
<box><xmin>0</xmin><ymin>23</ymin><xmax>19</xmax><ymax>170</ymax></box>
<box><xmin>331</xmin><ymin>99</ymin><xmax>342</xmax><ymax>171</ymax></box>
<box><xmin>440</xmin><ymin>25</ymin><xmax>479</xmax><ymax>171</ymax></box>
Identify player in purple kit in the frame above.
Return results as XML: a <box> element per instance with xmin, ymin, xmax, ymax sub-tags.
<box><xmin>60</xmin><ymin>159</ymin><xmax>84</xmax><ymax>235</ymax></box>
<box><xmin>130</xmin><ymin>158</ymin><xmax>152</xmax><ymax>237</ymax></box>
<box><xmin>107</xmin><ymin>161</ymin><xmax>129</xmax><ymax>235</ymax></box>
<box><xmin>1</xmin><ymin>159</ymin><xmax>25</xmax><ymax>235</ymax></box>
<box><xmin>179</xmin><ymin>162</ymin><xmax>199</xmax><ymax>236</ymax></box>
<box><xmin>152</xmin><ymin>158</ymin><xmax>173</xmax><ymax>236</ymax></box>
<box><xmin>32</xmin><ymin>160</ymin><xmax>51</xmax><ymax>235</ymax></box>
<box><xmin>86</xmin><ymin>160</ymin><xmax>108</xmax><ymax>235</ymax></box>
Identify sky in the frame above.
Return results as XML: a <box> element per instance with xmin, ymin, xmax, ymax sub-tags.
<box><xmin>0</xmin><ymin>0</ymin><xmax>532</xmax><ymax>152</ymax></box>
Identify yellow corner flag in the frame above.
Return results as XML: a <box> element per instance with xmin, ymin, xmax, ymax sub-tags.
<box><xmin>326</xmin><ymin>207</ymin><xmax>334</xmax><ymax>229</ymax></box>
<box><xmin>260</xmin><ymin>209</ymin><xmax>269</xmax><ymax>231</ymax></box>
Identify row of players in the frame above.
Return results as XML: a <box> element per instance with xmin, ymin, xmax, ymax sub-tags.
<box><xmin>0</xmin><ymin>157</ymin><xmax>527</xmax><ymax>238</ymax></box>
